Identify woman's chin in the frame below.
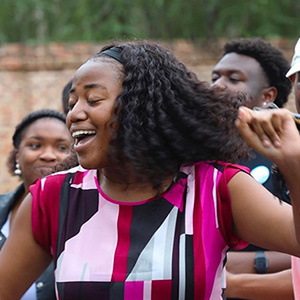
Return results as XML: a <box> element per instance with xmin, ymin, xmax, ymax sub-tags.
<box><xmin>79</xmin><ymin>160</ymin><xmax>100</xmax><ymax>170</ymax></box>
<box><xmin>78</xmin><ymin>156</ymin><xmax>108</xmax><ymax>170</ymax></box>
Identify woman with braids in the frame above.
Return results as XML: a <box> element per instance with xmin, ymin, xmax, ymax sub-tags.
<box><xmin>0</xmin><ymin>41</ymin><xmax>300</xmax><ymax>300</ymax></box>
<box><xmin>0</xmin><ymin>109</ymin><xmax>77</xmax><ymax>300</ymax></box>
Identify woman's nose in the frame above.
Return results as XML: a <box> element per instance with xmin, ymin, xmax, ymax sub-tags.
<box><xmin>68</xmin><ymin>100</ymin><xmax>88</xmax><ymax>123</ymax></box>
<box><xmin>39</xmin><ymin>147</ymin><xmax>57</xmax><ymax>161</ymax></box>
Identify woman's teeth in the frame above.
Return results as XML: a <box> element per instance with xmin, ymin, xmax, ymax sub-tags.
<box><xmin>72</xmin><ymin>130</ymin><xmax>96</xmax><ymax>145</ymax></box>
<box><xmin>72</xmin><ymin>130</ymin><xmax>96</xmax><ymax>138</ymax></box>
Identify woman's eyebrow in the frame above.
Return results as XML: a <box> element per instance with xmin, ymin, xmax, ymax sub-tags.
<box><xmin>27</xmin><ymin>136</ymin><xmax>70</xmax><ymax>142</ymax></box>
<box><xmin>69</xmin><ymin>83</ymin><xmax>108</xmax><ymax>94</ymax></box>
<box><xmin>84</xmin><ymin>83</ymin><xmax>107</xmax><ymax>91</ymax></box>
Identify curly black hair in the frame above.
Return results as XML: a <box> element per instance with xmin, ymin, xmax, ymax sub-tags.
<box><xmin>89</xmin><ymin>42</ymin><xmax>250</xmax><ymax>190</ymax></box>
<box><xmin>223</xmin><ymin>37</ymin><xmax>292</xmax><ymax>108</ymax></box>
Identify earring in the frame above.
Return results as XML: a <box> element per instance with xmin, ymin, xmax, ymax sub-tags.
<box><xmin>14</xmin><ymin>163</ymin><xmax>22</xmax><ymax>175</ymax></box>
<box><xmin>262</xmin><ymin>102</ymin><xmax>268</xmax><ymax>108</ymax></box>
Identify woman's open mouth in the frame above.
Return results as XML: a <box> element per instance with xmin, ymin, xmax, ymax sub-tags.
<box><xmin>72</xmin><ymin>130</ymin><xmax>96</xmax><ymax>148</ymax></box>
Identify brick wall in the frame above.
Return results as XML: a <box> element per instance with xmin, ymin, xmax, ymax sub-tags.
<box><xmin>0</xmin><ymin>39</ymin><xmax>296</xmax><ymax>193</ymax></box>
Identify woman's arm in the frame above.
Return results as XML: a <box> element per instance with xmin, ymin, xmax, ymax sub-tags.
<box><xmin>225</xmin><ymin>269</ymin><xmax>294</xmax><ymax>300</ymax></box>
<box><xmin>229</xmin><ymin>171</ymin><xmax>300</xmax><ymax>256</ymax></box>
<box><xmin>231</xmin><ymin>107</ymin><xmax>300</xmax><ymax>256</ymax></box>
<box><xmin>0</xmin><ymin>194</ymin><xmax>52</xmax><ymax>300</ymax></box>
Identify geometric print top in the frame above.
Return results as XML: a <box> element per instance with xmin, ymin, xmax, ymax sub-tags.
<box><xmin>292</xmin><ymin>256</ymin><xmax>300</xmax><ymax>299</ymax></box>
<box><xmin>30</xmin><ymin>161</ymin><xmax>249</xmax><ymax>300</ymax></box>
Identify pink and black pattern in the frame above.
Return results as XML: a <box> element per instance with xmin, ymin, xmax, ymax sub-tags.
<box><xmin>31</xmin><ymin>162</ymin><xmax>249</xmax><ymax>300</ymax></box>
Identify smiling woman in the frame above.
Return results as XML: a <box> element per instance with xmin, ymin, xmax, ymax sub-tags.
<box><xmin>68</xmin><ymin>59</ymin><xmax>123</xmax><ymax>170</ymax></box>
<box><xmin>1</xmin><ymin>41</ymin><xmax>300</xmax><ymax>300</ymax></box>
<box><xmin>0</xmin><ymin>109</ymin><xmax>78</xmax><ymax>300</ymax></box>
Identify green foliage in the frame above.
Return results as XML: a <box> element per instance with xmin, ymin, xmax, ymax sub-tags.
<box><xmin>0</xmin><ymin>0</ymin><xmax>300</xmax><ymax>43</ymax></box>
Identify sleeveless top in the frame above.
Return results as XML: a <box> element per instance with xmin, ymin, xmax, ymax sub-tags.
<box><xmin>30</xmin><ymin>161</ymin><xmax>248</xmax><ymax>300</ymax></box>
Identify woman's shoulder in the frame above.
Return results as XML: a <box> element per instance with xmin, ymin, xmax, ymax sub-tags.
<box><xmin>41</xmin><ymin>165</ymin><xmax>88</xmax><ymax>184</ymax></box>
<box><xmin>182</xmin><ymin>161</ymin><xmax>250</xmax><ymax>175</ymax></box>
<box><xmin>32</xmin><ymin>166</ymin><xmax>95</xmax><ymax>196</ymax></box>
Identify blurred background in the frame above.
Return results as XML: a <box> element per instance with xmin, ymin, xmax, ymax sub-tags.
<box><xmin>1</xmin><ymin>0</ymin><xmax>300</xmax><ymax>192</ymax></box>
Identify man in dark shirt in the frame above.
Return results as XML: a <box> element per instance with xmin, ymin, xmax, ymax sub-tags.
<box><xmin>212</xmin><ymin>37</ymin><xmax>293</xmax><ymax>300</ymax></box>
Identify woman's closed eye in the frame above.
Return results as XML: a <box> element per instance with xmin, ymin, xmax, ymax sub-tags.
<box><xmin>68</xmin><ymin>96</ymin><xmax>77</xmax><ymax>110</ymax></box>
<box><xmin>87</xmin><ymin>99</ymin><xmax>103</xmax><ymax>106</ymax></box>
<box><xmin>68</xmin><ymin>101</ymin><xmax>76</xmax><ymax>110</ymax></box>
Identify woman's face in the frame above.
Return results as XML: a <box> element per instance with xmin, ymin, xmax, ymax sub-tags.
<box><xmin>17</xmin><ymin>118</ymin><xmax>73</xmax><ymax>189</ymax></box>
<box><xmin>67</xmin><ymin>60</ymin><xmax>123</xmax><ymax>170</ymax></box>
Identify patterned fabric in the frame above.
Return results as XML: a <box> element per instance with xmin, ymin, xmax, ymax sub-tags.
<box><xmin>292</xmin><ymin>256</ymin><xmax>300</xmax><ymax>299</ymax></box>
<box><xmin>31</xmin><ymin>161</ymin><xmax>249</xmax><ymax>300</ymax></box>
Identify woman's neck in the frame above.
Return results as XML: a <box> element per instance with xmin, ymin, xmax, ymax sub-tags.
<box><xmin>98</xmin><ymin>169</ymin><xmax>174</xmax><ymax>203</ymax></box>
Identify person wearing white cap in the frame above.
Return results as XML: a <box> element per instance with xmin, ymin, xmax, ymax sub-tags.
<box><xmin>286</xmin><ymin>36</ymin><xmax>300</xmax><ymax>300</ymax></box>
<box><xmin>287</xmin><ymin>37</ymin><xmax>300</xmax><ymax>114</ymax></box>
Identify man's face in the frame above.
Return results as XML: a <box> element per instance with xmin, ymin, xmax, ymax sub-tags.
<box><xmin>211</xmin><ymin>53</ymin><xmax>270</xmax><ymax>108</ymax></box>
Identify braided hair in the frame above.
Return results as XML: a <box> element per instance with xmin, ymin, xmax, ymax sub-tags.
<box><xmin>89</xmin><ymin>42</ymin><xmax>250</xmax><ymax>190</ymax></box>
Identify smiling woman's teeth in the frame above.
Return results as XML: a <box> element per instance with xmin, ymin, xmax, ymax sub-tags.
<box><xmin>72</xmin><ymin>130</ymin><xmax>96</xmax><ymax>138</ymax></box>
<box><xmin>72</xmin><ymin>130</ymin><xmax>96</xmax><ymax>145</ymax></box>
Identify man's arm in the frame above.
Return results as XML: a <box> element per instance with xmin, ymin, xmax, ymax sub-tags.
<box><xmin>226</xmin><ymin>251</ymin><xmax>291</xmax><ymax>274</ymax></box>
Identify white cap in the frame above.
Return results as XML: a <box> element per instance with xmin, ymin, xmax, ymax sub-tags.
<box><xmin>286</xmin><ymin>37</ymin><xmax>300</xmax><ymax>81</ymax></box>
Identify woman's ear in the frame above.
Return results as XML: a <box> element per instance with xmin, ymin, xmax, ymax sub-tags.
<box><xmin>15</xmin><ymin>149</ymin><xmax>19</xmax><ymax>164</ymax></box>
<box><xmin>14</xmin><ymin>149</ymin><xmax>22</xmax><ymax>176</ymax></box>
